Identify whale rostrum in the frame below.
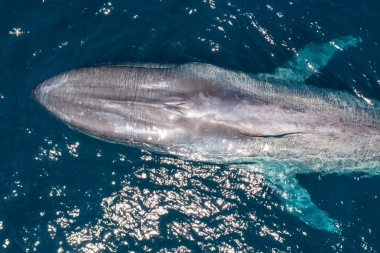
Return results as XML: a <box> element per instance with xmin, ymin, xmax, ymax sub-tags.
<box><xmin>34</xmin><ymin>36</ymin><xmax>377</xmax><ymax>232</ymax></box>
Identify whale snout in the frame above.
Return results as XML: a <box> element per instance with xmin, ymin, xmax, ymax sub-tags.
<box><xmin>33</xmin><ymin>83</ymin><xmax>46</xmax><ymax>107</ymax></box>
<box><xmin>33</xmin><ymin>71</ymin><xmax>71</xmax><ymax>108</ymax></box>
<box><xmin>33</xmin><ymin>71</ymin><xmax>75</xmax><ymax>123</ymax></box>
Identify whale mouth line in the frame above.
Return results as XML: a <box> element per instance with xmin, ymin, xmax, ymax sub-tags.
<box><xmin>241</xmin><ymin>131</ymin><xmax>303</xmax><ymax>138</ymax></box>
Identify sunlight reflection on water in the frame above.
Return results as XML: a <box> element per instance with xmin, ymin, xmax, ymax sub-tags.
<box><xmin>49</xmin><ymin>155</ymin><xmax>291</xmax><ymax>252</ymax></box>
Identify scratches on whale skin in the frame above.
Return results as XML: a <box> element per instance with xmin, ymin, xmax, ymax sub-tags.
<box><xmin>163</xmin><ymin>106</ymin><xmax>186</xmax><ymax>116</ymax></box>
<box><xmin>163</xmin><ymin>102</ymin><xmax>188</xmax><ymax>116</ymax></box>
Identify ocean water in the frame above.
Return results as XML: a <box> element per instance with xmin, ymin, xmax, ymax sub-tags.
<box><xmin>1</xmin><ymin>0</ymin><xmax>380</xmax><ymax>252</ymax></box>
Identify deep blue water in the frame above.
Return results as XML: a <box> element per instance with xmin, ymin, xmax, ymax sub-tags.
<box><xmin>1</xmin><ymin>0</ymin><xmax>380</xmax><ymax>252</ymax></box>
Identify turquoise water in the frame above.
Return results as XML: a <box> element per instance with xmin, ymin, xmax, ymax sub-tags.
<box><xmin>1</xmin><ymin>0</ymin><xmax>380</xmax><ymax>252</ymax></box>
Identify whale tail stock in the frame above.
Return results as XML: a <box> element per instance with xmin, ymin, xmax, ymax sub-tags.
<box><xmin>256</xmin><ymin>36</ymin><xmax>361</xmax><ymax>85</ymax></box>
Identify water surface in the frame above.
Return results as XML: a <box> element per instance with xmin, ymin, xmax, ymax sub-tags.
<box><xmin>1</xmin><ymin>0</ymin><xmax>380</xmax><ymax>252</ymax></box>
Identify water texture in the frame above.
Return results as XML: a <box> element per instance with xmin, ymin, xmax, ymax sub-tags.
<box><xmin>1</xmin><ymin>0</ymin><xmax>380</xmax><ymax>252</ymax></box>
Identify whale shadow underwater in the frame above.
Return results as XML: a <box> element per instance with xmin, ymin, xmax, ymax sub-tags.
<box><xmin>33</xmin><ymin>36</ymin><xmax>379</xmax><ymax>233</ymax></box>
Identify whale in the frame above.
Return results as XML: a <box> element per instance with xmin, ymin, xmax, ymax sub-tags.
<box><xmin>33</xmin><ymin>36</ymin><xmax>379</xmax><ymax>233</ymax></box>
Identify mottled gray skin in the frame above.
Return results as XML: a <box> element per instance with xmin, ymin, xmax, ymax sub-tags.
<box><xmin>34</xmin><ymin>62</ymin><xmax>380</xmax><ymax>172</ymax></box>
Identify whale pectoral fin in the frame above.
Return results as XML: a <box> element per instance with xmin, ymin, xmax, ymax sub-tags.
<box><xmin>267</xmin><ymin>173</ymin><xmax>341</xmax><ymax>233</ymax></box>
<box><xmin>244</xmin><ymin>163</ymin><xmax>341</xmax><ymax>233</ymax></box>
<box><xmin>256</xmin><ymin>36</ymin><xmax>361</xmax><ymax>84</ymax></box>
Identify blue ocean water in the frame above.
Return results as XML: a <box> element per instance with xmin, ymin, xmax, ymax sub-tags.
<box><xmin>1</xmin><ymin>0</ymin><xmax>380</xmax><ymax>252</ymax></box>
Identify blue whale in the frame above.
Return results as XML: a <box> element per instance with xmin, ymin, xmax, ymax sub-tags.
<box><xmin>34</xmin><ymin>36</ymin><xmax>377</xmax><ymax>232</ymax></box>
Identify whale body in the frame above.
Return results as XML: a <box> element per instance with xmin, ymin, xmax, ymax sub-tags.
<box><xmin>34</xmin><ymin>36</ymin><xmax>379</xmax><ymax>232</ymax></box>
